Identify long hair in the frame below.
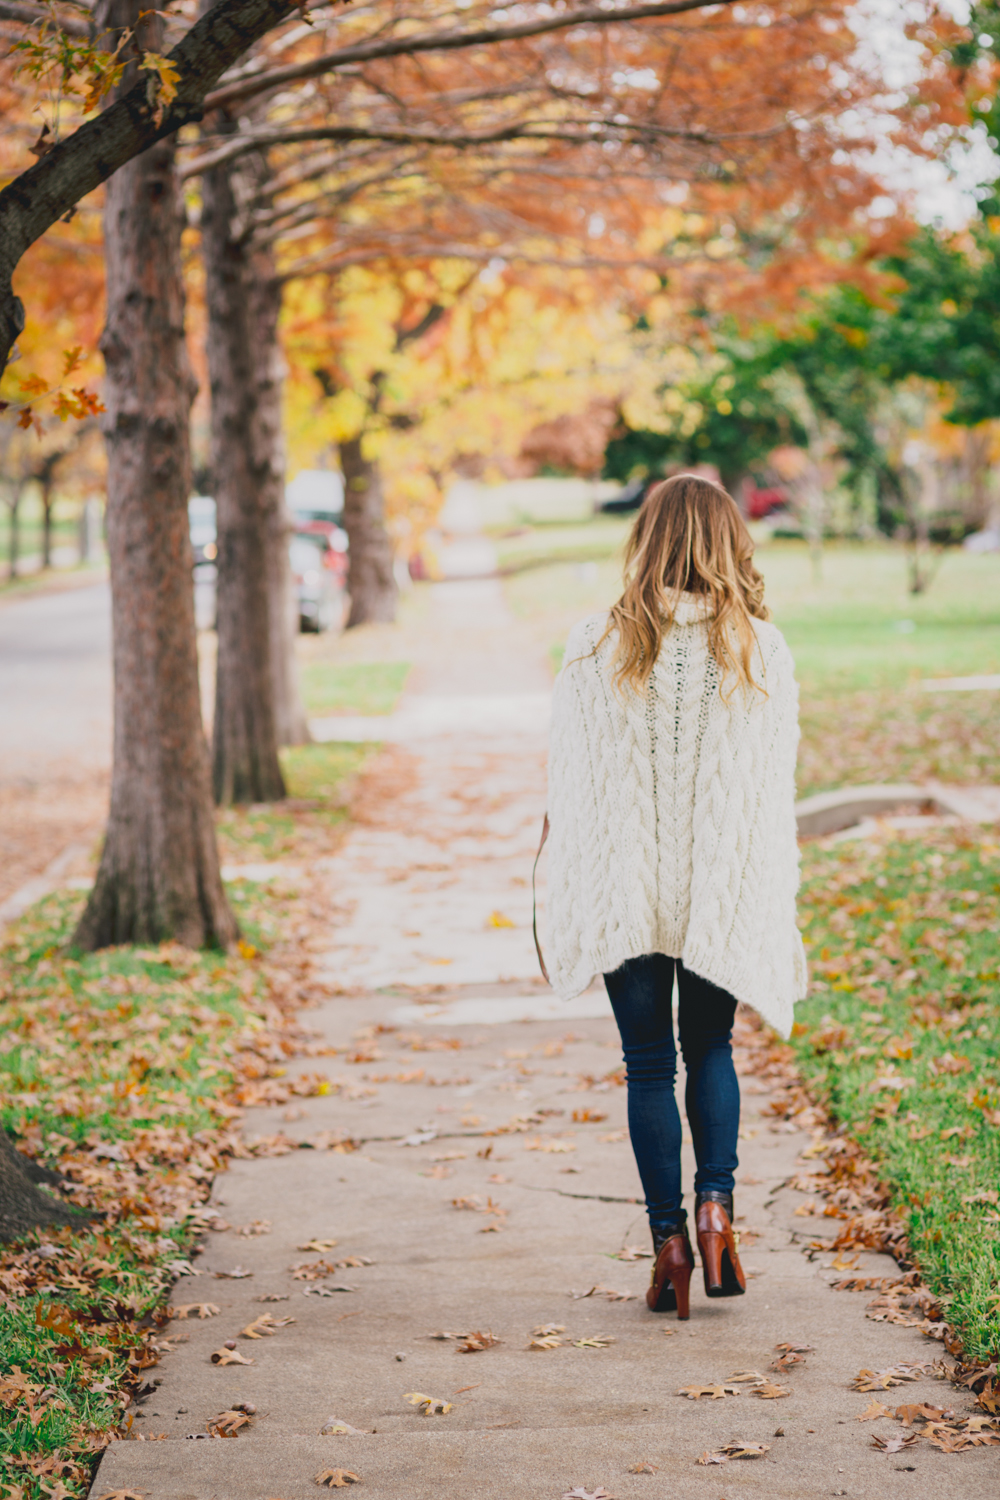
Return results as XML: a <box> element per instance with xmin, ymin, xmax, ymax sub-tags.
<box><xmin>605</xmin><ymin>474</ymin><xmax>770</xmax><ymax>696</ymax></box>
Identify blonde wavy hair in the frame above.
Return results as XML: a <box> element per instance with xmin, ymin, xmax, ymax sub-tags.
<box><xmin>603</xmin><ymin>473</ymin><xmax>770</xmax><ymax>697</ymax></box>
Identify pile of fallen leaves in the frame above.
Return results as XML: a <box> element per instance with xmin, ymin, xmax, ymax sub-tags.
<box><xmin>0</xmin><ymin>877</ymin><xmax>337</xmax><ymax>1498</ymax></box>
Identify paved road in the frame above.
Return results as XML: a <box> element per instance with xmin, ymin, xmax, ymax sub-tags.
<box><xmin>91</xmin><ymin>544</ymin><xmax>995</xmax><ymax>1500</ymax></box>
<box><xmin>0</xmin><ymin>577</ymin><xmax>112</xmax><ymax>788</ymax></box>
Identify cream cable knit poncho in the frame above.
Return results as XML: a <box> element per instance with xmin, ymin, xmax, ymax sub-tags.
<box><xmin>545</xmin><ymin>594</ymin><xmax>807</xmax><ymax>1037</ymax></box>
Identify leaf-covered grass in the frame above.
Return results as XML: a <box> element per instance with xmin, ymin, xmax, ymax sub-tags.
<box><xmin>794</xmin><ymin>828</ymin><xmax>1000</xmax><ymax>1359</ymax></box>
<box><xmin>300</xmin><ymin>659</ymin><xmax>410</xmax><ymax>716</ymax></box>
<box><xmin>216</xmin><ymin>742</ymin><xmax>374</xmax><ymax>862</ymax></box>
<box><xmin>0</xmin><ymin>879</ymin><xmax>325</xmax><ymax>1497</ymax></box>
<box><xmin>797</xmin><ymin>690</ymin><xmax>1000</xmax><ymax>798</ymax></box>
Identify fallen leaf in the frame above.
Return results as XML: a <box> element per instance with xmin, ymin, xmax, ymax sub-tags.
<box><xmin>403</xmin><ymin>1392</ymin><xmax>452</xmax><ymax>1415</ymax></box>
<box><xmin>626</xmin><ymin>1460</ymin><xmax>658</xmax><ymax>1473</ymax></box>
<box><xmin>677</xmin><ymin>1384</ymin><xmax>740</xmax><ymax>1400</ymax></box>
<box><xmin>570</xmin><ymin>1285</ymin><xmax>635</xmax><ymax>1302</ymax></box>
<box><xmin>572</xmin><ymin>1109</ymin><xmax>608</xmax><ymax>1123</ymax></box>
<box><xmin>171</xmin><ymin>1303</ymin><xmax>220</xmax><ymax>1319</ymax></box>
<box><xmin>771</xmin><ymin>1341</ymin><xmax>814</xmax><ymax>1372</ymax></box>
<box><xmin>698</xmin><ymin>1438</ymin><xmax>772</xmax><ymax>1463</ymax></box>
<box><xmin>752</xmin><ymin>1382</ymin><xmax>791</xmax><ymax>1399</ymax></box>
<box><xmin>95</xmin><ymin>1493</ymin><xmax>145</xmax><ymax>1500</ymax></box>
<box><xmin>852</xmin><ymin>1365</ymin><xmax>924</xmax><ymax>1392</ymax></box>
<box><xmin>207</xmin><ymin>1410</ymin><xmax>253</xmax><ymax>1437</ymax></box>
<box><xmin>237</xmin><ymin>1220</ymin><xmax>272</xmax><ymax>1238</ymax></box>
<box><xmin>573</xmin><ymin>1335</ymin><xmax>616</xmax><ymax>1348</ymax></box>
<box><xmin>299</xmin><ymin>1239</ymin><xmax>339</xmax><ymax>1252</ymax></box>
<box><xmin>314</xmin><ymin>1470</ymin><xmax>361</xmax><ymax>1488</ymax></box>
<box><xmin>726</xmin><ymin>1370</ymin><xmax>767</xmax><ymax>1384</ymax></box>
<box><xmin>210</xmin><ymin>1348</ymin><xmax>254</xmax><ymax>1366</ymax></box>
<box><xmin>487</xmin><ymin>911</ymin><xmax>514</xmax><ymax>927</ymax></box>
<box><xmin>871</xmin><ymin>1433</ymin><xmax>919</xmax><ymax>1454</ymax></box>
<box><xmin>214</xmin><ymin>1266</ymin><xmax>254</xmax><ymax>1279</ymax></box>
<box><xmin>320</xmin><ymin>1417</ymin><xmax>366</xmax><ymax>1436</ymax></box>
<box><xmin>532</xmin><ymin>1324</ymin><xmax>566</xmax><ymax>1336</ymax></box>
<box><xmin>856</xmin><ymin>1400</ymin><xmax>893</xmax><ymax>1421</ymax></box>
<box><xmin>529</xmin><ymin>1334</ymin><xmax>563</xmax><ymax>1349</ymax></box>
<box><xmin>524</xmin><ymin>1137</ymin><xmax>575</xmax><ymax>1153</ymax></box>
<box><xmin>562</xmin><ymin>1490</ymin><xmax>615</xmax><ymax>1499</ymax></box>
<box><xmin>456</xmin><ymin>1330</ymin><xmax>500</xmax><ymax>1353</ymax></box>
<box><xmin>241</xmin><ymin>1314</ymin><xmax>296</xmax><ymax>1339</ymax></box>
<box><xmin>613</xmin><ymin>1245</ymin><xmax>653</xmax><ymax>1261</ymax></box>
<box><xmin>895</xmin><ymin>1403</ymin><xmax>951</xmax><ymax>1427</ymax></box>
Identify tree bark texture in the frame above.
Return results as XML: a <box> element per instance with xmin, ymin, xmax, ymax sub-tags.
<box><xmin>202</xmin><ymin>143</ymin><xmax>287</xmax><ymax>803</ymax></box>
<box><xmin>250</xmin><ymin>260</ymin><xmax>311</xmax><ymax>746</ymax></box>
<box><xmin>339</xmin><ymin>436</ymin><xmax>398</xmax><ymax>627</ymax></box>
<box><xmin>0</xmin><ymin>1130</ymin><xmax>85</xmax><ymax>1242</ymax></box>
<box><xmin>73</xmin><ymin>124</ymin><xmax>237</xmax><ymax>951</ymax></box>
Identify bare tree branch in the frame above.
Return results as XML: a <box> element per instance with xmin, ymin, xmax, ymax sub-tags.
<box><xmin>276</xmin><ymin>236</ymin><xmax>671</xmax><ymax>283</ymax></box>
<box><xmin>180</xmin><ymin>113</ymin><xmax>737</xmax><ymax>177</ymax></box>
<box><xmin>204</xmin><ymin>0</ymin><xmax>739</xmax><ymax>111</ymax></box>
<box><xmin>0</xmin><ymin>1</ymin><xmax>89</xmax><ymax>36</ymax></box>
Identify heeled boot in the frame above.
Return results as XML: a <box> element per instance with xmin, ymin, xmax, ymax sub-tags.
<box><xmin>646</xmin><ymin>1224</ymin><xmax>694</xmax><ymax>1319</ymax></box>
<box><xmin>695</xmin><ymin>1190</ymin><xmax>746</xmax><ymax>1298</ymax></box>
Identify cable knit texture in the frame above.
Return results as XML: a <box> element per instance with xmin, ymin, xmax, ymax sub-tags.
<box><xmin>546</xmin><ymin>595</ymin><xmax>807</xmax><ymax>1037</ymax></box>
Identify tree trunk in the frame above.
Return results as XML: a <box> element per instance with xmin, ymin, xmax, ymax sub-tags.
<box><xmin>201</xmin><ymin>140</ymin><xmax>286</xmax><ymax>805</ymax></box>
<box><xmin>73</xmin><ymin>109</ymin><xmax>237</xmax><ymax>949</ymax></box>
<box><xmin>41</xmin><ymin>476</ymin><xmax>54</xmax><ymax>569</ymax></box>
<box><xmin>7</xmin><ymin>482</ymin><xmax>22</xmax><ymax>582</ymax></box>
<box><xmin>0</xmin><ymin>1129</ymin><xmax>86</xmax><ymax>1241</ymax></box>
<box><xmin>250</xmin><ymin>246</ymin><xmax>310</xmax><ymax>746</ymax></box>
<box><xmin>339</xmin><ymin>436</ymin><xmax>397</xmax><ymax>627</ymax></box>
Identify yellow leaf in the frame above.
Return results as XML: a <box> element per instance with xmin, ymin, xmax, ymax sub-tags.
<box><xmin>140</xmin><ymin>52</ymin><xmax>180</xmax><ymax>125</ymax></box>
<box><xmin>487</xmin><ymin>911</ymin><xmax>514</xmax><ymax>928</ymax></box>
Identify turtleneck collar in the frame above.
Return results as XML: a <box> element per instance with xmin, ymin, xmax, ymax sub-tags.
<box><xmin>669</xmin><ymin>591</ymin><xmax>715</xmax><ymax>626</ymax></box>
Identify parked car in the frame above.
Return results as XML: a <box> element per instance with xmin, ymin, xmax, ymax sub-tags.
<box><xmin>599</xmin><ymin>476</ymin><xmax>650</xmax><ymax>513</ymax></box>
<box><xmin>188</xmin><ymin>496</ymin><xmax>346</xmax><ymax>633</ymax></box>
<box><xmin>290</xmin><ymin>533</ymin><xmax>342</xmax><ymax>632</ymax></box>
<box><xmin>294</xmin><ymin>520</ymin><xmax>349</xmax><ymax>588</ymax></box>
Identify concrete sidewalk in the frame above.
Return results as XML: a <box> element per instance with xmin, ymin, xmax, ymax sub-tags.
<box><xmin>91</xmin><ymin>543</ymin><xmax>996</xmax><ymax>1500</ymax></box>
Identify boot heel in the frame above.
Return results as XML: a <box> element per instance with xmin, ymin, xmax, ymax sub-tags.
<box><xmin>700</xmin><ymin>1233</ymin><xmax>725</xmax><ymax>1295</ymax></box>
<box><xmin>696</xmin><ymin>1199</ymin><xmax>746</xmax><ymax>1299</ymax></box>
<box><xmin>672</xmin><ymin>1259</ymin><xmax>692</xmax><ymax>1321</ymax></box>
<box><xmin>646</xmin><ymin>1228</ymin><xmax>695</xmax><ymax>1319</ymax></box>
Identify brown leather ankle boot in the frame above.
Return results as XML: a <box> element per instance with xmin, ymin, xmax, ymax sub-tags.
<box><xmin>695</xmin><ymin>1191</ymin><xmax>746</xmax><ymax>1298</ymax></box>
<box><xmin>646</xmin><ymin>1226</ymin><xmax>694</xmax><ymax>1319</ymax></box>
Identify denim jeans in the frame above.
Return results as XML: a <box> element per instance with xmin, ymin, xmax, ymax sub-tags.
<box><xmin>604</xmin><ymin>953</ymin><xmax>739</xmax><ymax>1238</ymax></box>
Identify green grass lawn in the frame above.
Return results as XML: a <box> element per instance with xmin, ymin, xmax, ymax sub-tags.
<box><xmin>216</xmin><ymin>743</ymin><xmax>374</xmax><ymax>861</ymax></box>
<box><xmin>760</xmin><ymin>542</ymin><xmax>1000</xmax><ymax>695</ymax></box>
<box><xmin>795</xmin><ymin>827</ymin><xmax>1000</xmax><ymax>1360</ymax></box>
<box><xmin>299</xmin><ymin>660</ymin><xmax>411</xmax><ymax>716</ymax></box>
<box><xmin>0</xmin><ymin>881</ymin><xmax>311</xmax><ymax>1497</ymax></box>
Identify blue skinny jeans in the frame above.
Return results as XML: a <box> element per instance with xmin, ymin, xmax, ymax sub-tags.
<box><xmin>604</xmin><ymin>953</ymin><xmax>739</xmax><ymax>1238</ymax></box>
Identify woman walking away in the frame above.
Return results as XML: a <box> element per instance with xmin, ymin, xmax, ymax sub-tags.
<box><xmin>545</xmin><ymin>475</ymin><xmax>806</xmax><ymax>1320</ymax></box>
